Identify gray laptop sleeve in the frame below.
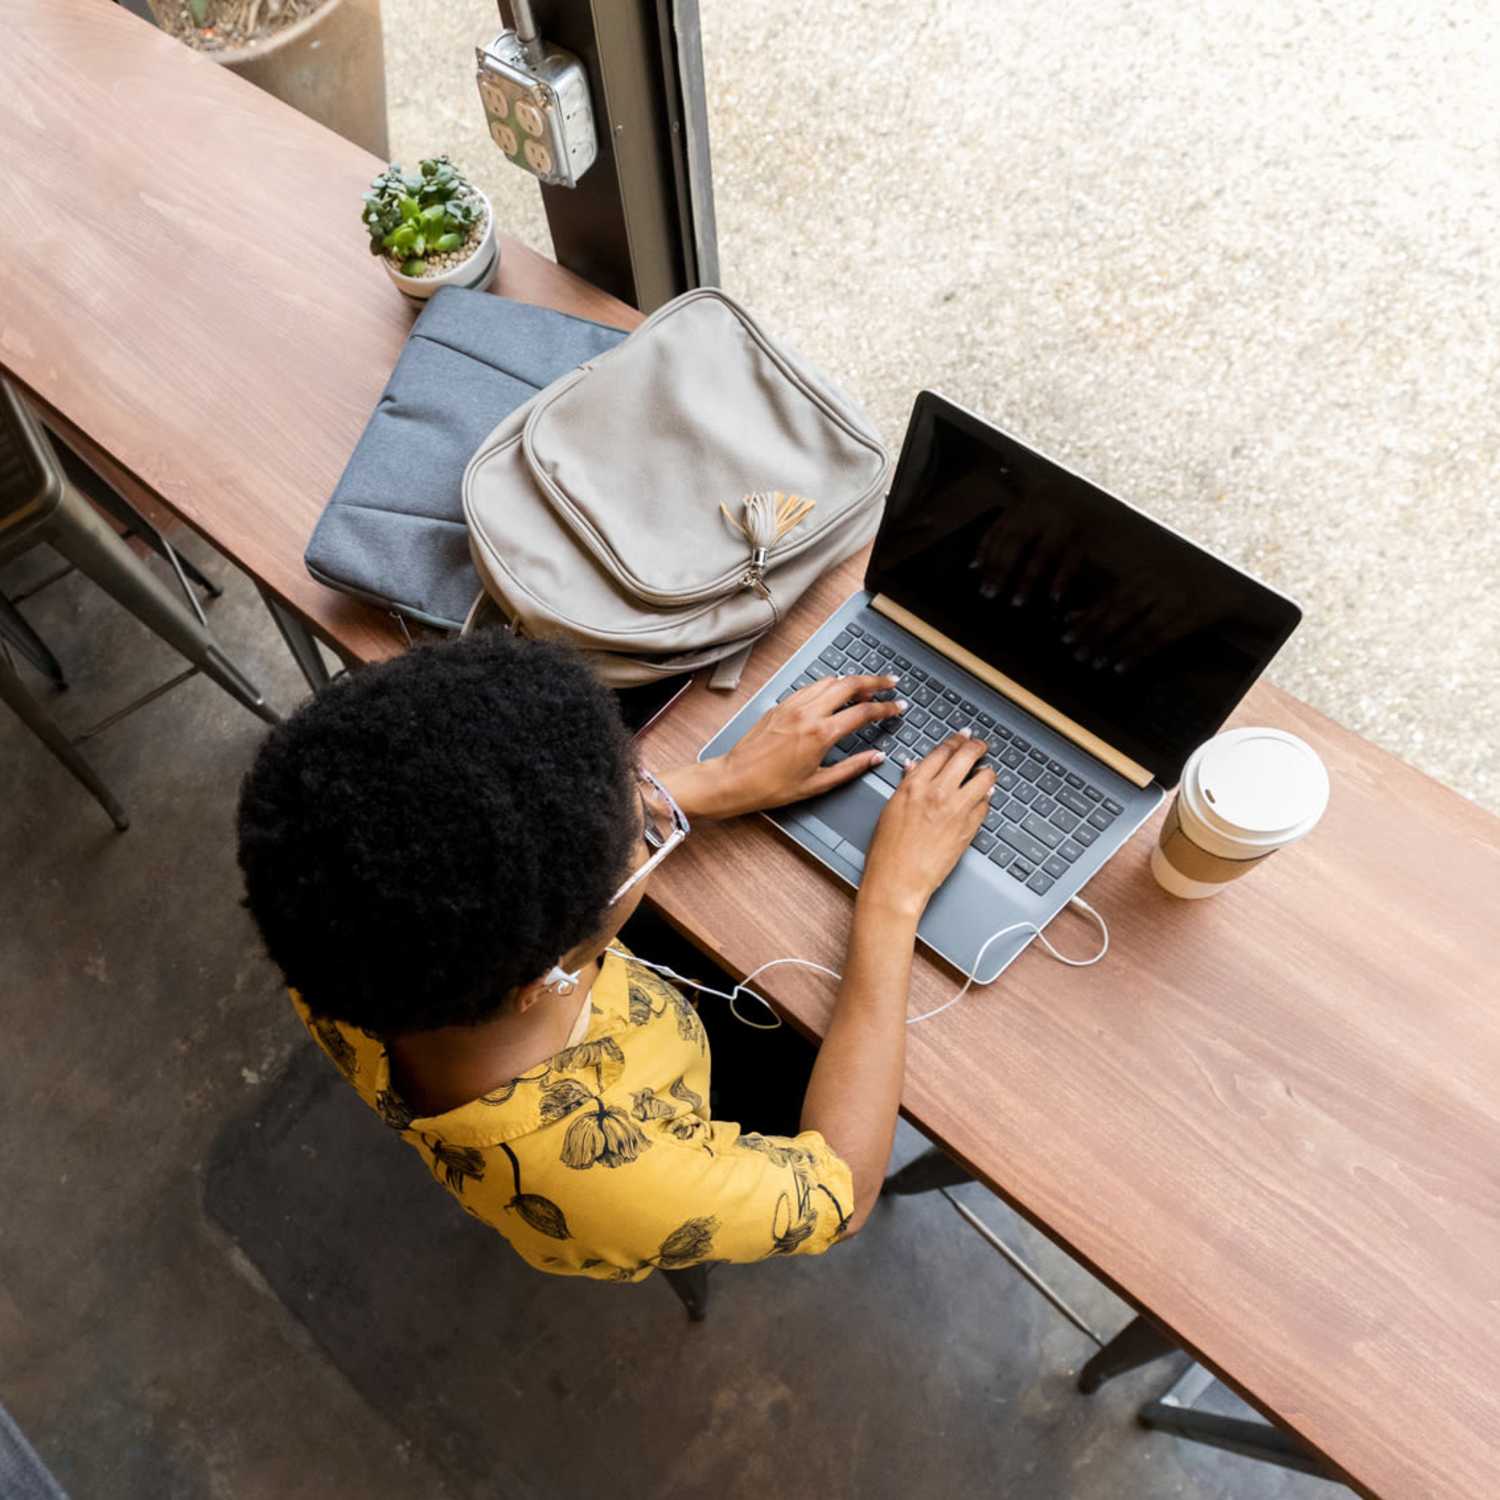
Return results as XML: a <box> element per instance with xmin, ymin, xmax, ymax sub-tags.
<box><xmin>304</xmin><ymin>286</ymin><xmax>626</xmax><ymax>630</ymax></box>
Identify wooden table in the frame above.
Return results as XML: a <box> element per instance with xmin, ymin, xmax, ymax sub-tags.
<box><xmin>5</xmin><ymin>6</ymin><xmax>1499</xmax><ymax>1497</ymax></box>
<box><xmin>0</xmin><ymin>0</ymin><xmax>641</xmax><ymax>675</ymax></box>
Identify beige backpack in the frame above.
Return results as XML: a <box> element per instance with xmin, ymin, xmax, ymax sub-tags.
<box><xmin>461</xmin><ymin>288</ymin><xmax>888</xmax><ymax>687</ymax></box>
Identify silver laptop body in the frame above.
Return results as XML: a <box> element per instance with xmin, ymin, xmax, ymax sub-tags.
<box><xmin>701</xmin><ymin>392</ymin><xmax>1301</xmax><ymax>983</ymax></box>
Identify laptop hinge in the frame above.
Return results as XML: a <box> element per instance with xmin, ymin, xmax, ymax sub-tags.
<box><xmin>869</xmin><ymin>593</ymin><xmax>1156</xmax><ymax>788</ymax></box>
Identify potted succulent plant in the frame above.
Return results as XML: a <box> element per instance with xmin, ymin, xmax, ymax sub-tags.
<box><xmin>361</xmin><ymin>157</ymin><xmax>498</xmax><ymax>301</ymax></box>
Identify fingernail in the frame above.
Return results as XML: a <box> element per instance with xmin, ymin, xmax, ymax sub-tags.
<box><xmin>883</xmin><ymin>673</ymin><xmax>900</xmax><ymax>684</ymax></box>
<box><xmin>979</xmin><ymin>583</ymin><xmax>997</xmax><ymax>600</ymax></box>
<box><xmin>894</xmin><ymin>699</ymin><xmax>908</xmax><ymax>712</ymax></box>
<box><xmin>870</xmin><ymin>750</ymin><xmax>886</xmax><ymax>764</ymax></box>
<box><xmin>958</xmin><ymin>726</ymin><xmax>972</xmax><ymax>739</ymax></box>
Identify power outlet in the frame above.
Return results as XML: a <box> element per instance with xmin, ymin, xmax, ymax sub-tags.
<box><xmin>475</xmin><ymin>29</ymin><xmax>597</xmax><ymax>190</ymax></box>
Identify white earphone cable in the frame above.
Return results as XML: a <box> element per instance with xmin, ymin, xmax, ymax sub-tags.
<box><xmin>903</xmin><ymin>894</ymin><xmax>1108</xmax><ymax>1023</ymax></box>
<box><xmin>606</xmin><ymin>893</ymin><xmax>1108</xmax><ymax>1030</ymax></box>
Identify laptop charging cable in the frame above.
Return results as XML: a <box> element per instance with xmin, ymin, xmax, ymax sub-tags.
<box><xmin>607</xmin><ymin>894</ymin><xmax>1108</xmax><ymax>1031</ymax></box>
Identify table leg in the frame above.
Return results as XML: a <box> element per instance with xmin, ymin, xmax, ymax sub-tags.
<box><xmin>1076</xmin><ymin>1312</ymin><xmax>1179</xmax><ymax>1393</ymax></box>
<box><xmin>166</xmin><ymin>541</ymin><xmax>223</xmax><ymax>601</ymax></box>
<box><xmin>257</xmin><ymin>584</ymin><xmax>333</xmax><ymax>693</ymax></box>
<box><xmin>1139</xmin><ymin>1362</ymin><xmax>1331</xmax><ymax>1478</ymax></box>
<box><xmin>882</xmin><ymin>1145</ymin><xmax>974</xmax><ymax>1196</ymax></box>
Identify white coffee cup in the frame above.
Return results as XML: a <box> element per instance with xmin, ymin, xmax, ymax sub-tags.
<box><xmin>1151</xmin><ymin>727</ymin><xmax>1329</xmax><ymax>899</ymax></box>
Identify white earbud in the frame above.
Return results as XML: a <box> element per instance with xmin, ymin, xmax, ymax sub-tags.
<box><xmin>545</xmin><ymin>963</ymin><xmax>582</xmax><ymax>995</ymax></box>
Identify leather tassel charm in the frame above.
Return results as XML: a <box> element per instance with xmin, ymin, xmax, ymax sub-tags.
<box><xmin>720</xmin><ymin>490</ymin><xmax>816</xmax><ymax>598</ymax></box>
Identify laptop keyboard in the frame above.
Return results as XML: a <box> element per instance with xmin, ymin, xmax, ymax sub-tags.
<box><xmin>776</xmin><ymin>620</ymin><xmax>1124</xmax><ymax>898</ymax></box>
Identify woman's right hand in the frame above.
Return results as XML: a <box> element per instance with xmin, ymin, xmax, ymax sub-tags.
<box><xmin>860</xmin><ymin>733</ymin><xmax>994</xmax><ymax>921</ymax></box>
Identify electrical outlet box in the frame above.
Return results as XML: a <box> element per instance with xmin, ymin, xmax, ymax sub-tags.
<box><xmin>475</xmin><ymin>29</ymin><xmax>598</xmax><ymax>190</ymax></box>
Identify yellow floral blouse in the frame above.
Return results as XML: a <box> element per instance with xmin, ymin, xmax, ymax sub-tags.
<box><xmin>290</xmin><ymin>948</ymin><xmax>855</xmax><ymax>1280</ymax></box>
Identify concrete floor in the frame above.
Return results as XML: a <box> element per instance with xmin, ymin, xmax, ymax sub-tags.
<box><xmin>0</xmin><ymin>549</ymin><xmax>1340</xmax><ymax>1497</ymax></box>
<box><xmin>389</xmin><ymin>0</ymin><xmax>1499</xmax><ymax>817</ymax></box>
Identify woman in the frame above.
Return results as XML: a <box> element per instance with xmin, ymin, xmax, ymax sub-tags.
<box><xmin>236</xmin><ymin>632</ymin><xmax>991</xmax><ymax>1280</ymax></box>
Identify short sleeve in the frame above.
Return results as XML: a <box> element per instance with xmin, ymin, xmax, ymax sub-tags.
<box><xmin>528</xmin><ymin>1118</ymin><xmax>857</xmax><ymax>1280</ymax></box>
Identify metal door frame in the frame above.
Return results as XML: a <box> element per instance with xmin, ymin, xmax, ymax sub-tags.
<box><xmin>500</xmin><ymin>0</ymin><xmax>718</xmax><ymax>310</ymax></box>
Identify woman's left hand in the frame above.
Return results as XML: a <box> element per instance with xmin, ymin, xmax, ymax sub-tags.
<box><xmin>662</xmin><ymin>673</ymin><xmax>906</xmax><ymax>820</ymax></box>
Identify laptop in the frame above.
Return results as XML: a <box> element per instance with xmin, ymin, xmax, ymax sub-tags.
<box><xmin>699</xmin><ymin>391</ymin><xmax>1303</xmax><ymax>983</ymax></box>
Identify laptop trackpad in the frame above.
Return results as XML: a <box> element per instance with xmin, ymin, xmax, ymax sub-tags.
<box><xmin>795</xmin><ymin>778</ymin><xmax>887</xmax><ymax>853</ymax></box>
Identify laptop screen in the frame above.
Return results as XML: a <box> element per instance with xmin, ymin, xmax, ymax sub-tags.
<box><xmin>865</xmin><ymin>393</ymin><xmax>1301</xmax><ymax>786</ymax></box>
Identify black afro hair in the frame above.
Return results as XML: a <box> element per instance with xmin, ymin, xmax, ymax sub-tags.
<box><xmin>236</xmin><ymin>631</ymin><xmax>638</xmax><ymax>1034</ymax></box>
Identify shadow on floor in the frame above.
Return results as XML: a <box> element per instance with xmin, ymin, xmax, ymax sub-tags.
<box><xmin>206</xmin><ymin>1043</ymin><xmax>1337</xmax><ymax>1500</ymax></box>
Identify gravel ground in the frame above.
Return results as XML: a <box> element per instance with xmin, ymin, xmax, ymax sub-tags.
<box><xmin>386</xmin><ymin>0</ymin><xmax>1499</xmax><ymax>813</ymax></box>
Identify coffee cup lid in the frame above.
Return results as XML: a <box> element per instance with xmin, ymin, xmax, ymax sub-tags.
<box><xmin>1184</xmin><ymin>728</ymin><xmax>1329</xmax><ymax>848</ymax></box>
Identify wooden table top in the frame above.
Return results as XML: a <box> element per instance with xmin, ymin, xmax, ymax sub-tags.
<box><xmin>6</xmin><ymin>5</ymin><xmax>1499</xmax><ymax>1497</ymax></box>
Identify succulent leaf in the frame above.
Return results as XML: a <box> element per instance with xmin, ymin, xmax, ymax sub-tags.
<box><xmin>363</xmin><ymin>158</ymin><xmax>479</xmax><ymax>273</ymax></box>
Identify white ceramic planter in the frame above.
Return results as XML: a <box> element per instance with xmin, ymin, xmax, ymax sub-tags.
<box><xmin>382</xmin><ymin>191</ymin><xmax>499</xmax><ymax>301</ymax></box>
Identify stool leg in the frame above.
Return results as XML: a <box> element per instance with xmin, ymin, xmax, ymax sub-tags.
<box><xmin>0</xmin><ymin>593</ymin><xmax>67</xmax><ymax>687</ymax></box>
<box><xmin>47</xmin><ymin>486</ymin><xmax>280</xmax><ymax>727</ymax></box>
<box><xmin>0</xmin><ymin>652</ymin><xmax>128</xmax><ymax>830</ymax></box>
<box><xmin>661</xmin><ymin>1264</ymin><xmax>710</xmax><ymax>1322</ymax></box>
<box><xmin>50</xmin><ymin>435</ymin><xmax>222</xmax><ymax>616</ymax></box>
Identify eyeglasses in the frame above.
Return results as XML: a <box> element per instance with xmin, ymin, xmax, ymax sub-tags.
<box><xmin>608</xmin><ymin>768</ymin><xmax>690</xmax><ymax>906</ymax></box>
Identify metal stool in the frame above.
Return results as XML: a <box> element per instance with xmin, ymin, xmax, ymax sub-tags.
<box><xmin>661</xmin><ymin>1263</ymin><xmax>711</xmax><ymax>1322</ymax></box>
<box><xmin>0</xmin><ymin>377</ymin><xmax>279</xmax><ymax>829</ymax></box>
